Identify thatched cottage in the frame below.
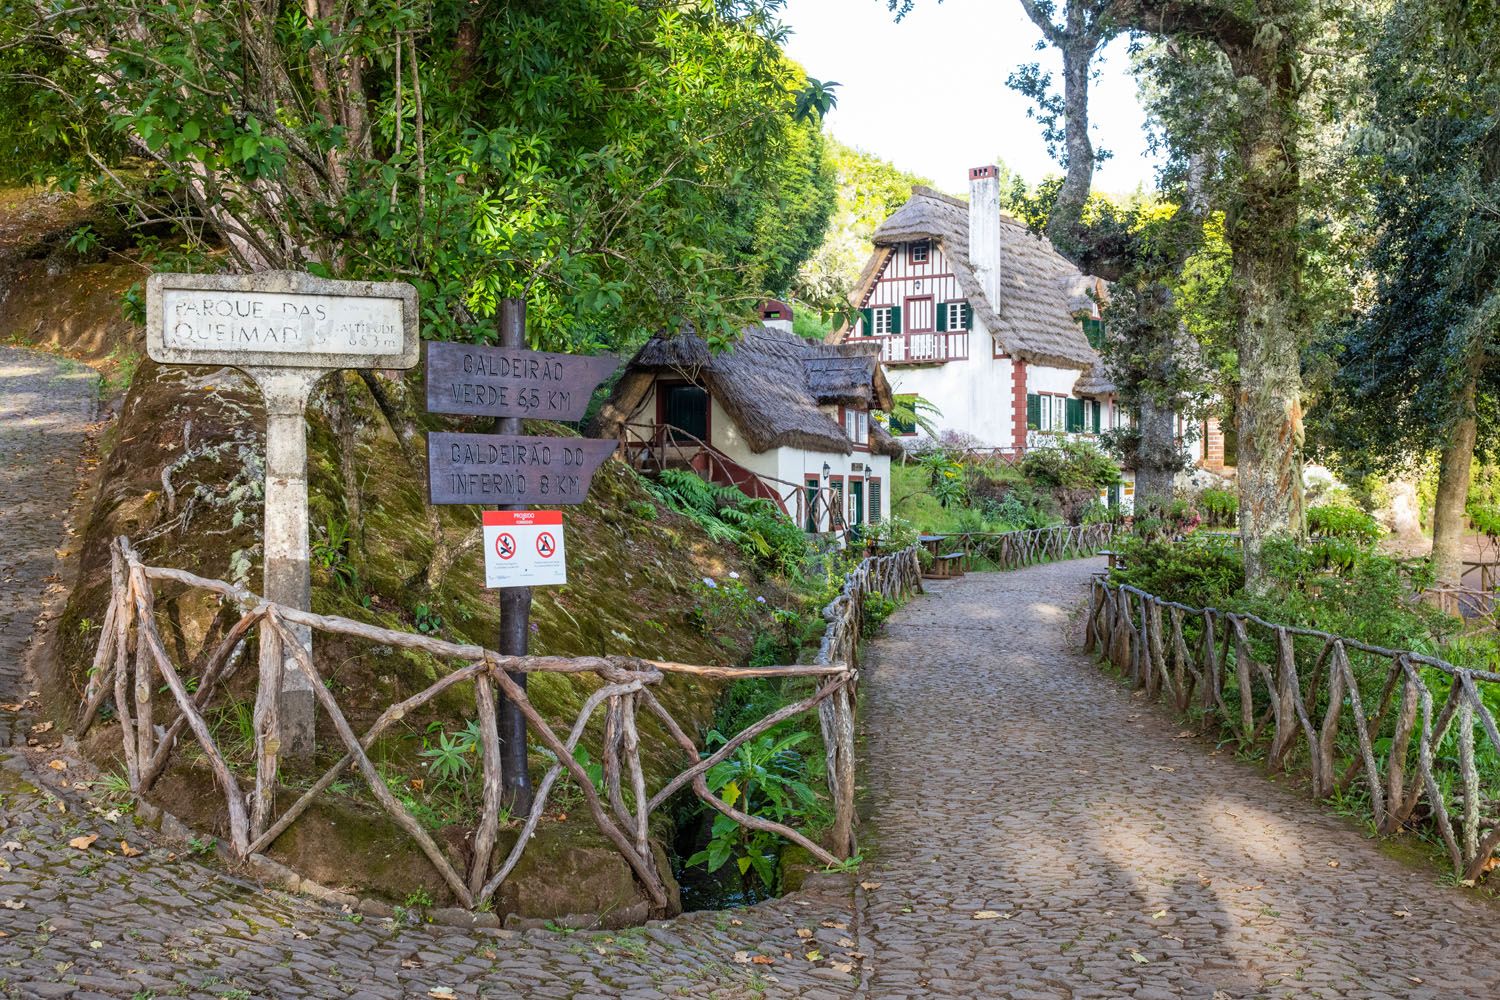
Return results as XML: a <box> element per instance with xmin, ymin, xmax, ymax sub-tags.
<box><xmin>834</xmin><ymin>166</ymin><xmax>1224</xmax><ymax>502</ymax></box>
<box><xmin>594</xmin><ymin>305</ymin><xmax>898</xmax><ymax>534</ymax></box>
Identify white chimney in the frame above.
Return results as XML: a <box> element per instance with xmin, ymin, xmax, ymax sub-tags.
<box><xmin>968</xmin><ymin>165</ymin><xmax>1003</xmax><ymax>308</ymax></box>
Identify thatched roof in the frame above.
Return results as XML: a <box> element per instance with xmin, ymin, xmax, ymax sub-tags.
<box><xmin>593</xmin><ymin>325</ymin><xmax>893</xmax><ymax>455</ymax></box>
<box><xmin>1073</xmin><ymin>365</ymin><xmax>1116</xmax><ymax>397</ymax></box>
<box><xmin>848</xmin><ymin>186</ymin><xmax>1101</xmax><ymax>370</ymax></box>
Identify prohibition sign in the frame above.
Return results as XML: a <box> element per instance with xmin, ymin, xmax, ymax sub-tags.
<box><xmin>536</xmin><ymin>532</ymin><xmax>557</xmax><ymax>558</ymax></box>
<box><xmin>495</xmin><ymin>532</ymin><xmax>517</xmax><ymax>560</ymax></box>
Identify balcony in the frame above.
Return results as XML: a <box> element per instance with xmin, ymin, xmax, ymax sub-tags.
<box><xmin>862</xmin><ymin>330</ymin><xmax>969</xmax><ymax>365</ymax></box>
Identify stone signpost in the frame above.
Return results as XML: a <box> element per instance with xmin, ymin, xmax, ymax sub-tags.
<box><xmin>147</xmin><ymin>271</ymin><xmax>419</xmax><ymax>760</ymax></box>
<box><xmin>423</xmin><ymin>305</ymin><xmax>616</xmax><ymax>811</ymax></box>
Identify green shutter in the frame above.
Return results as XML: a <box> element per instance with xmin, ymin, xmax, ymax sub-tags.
<box><xmin>1026</xmin><ymin>393</ymin><xmax>1040</xmax><ymax>429</ymax></box>
<box><xmin>935</xmin><ymin>302</ymin><xmax>948</xmax><ymax>332</ymax></box>
<box><xmin>962</xmin><ymin>303</ymin><xmax>973</xmax><ymax>330</ymax></box>
<box><xmin>860</xmin><ymin>308</ymin><xmax>873</xmax><ymax>337</ymax></box>
<box><xmin>868</xmin><ymin>479</ymin><xmax>882</xmax><ymax>524</ymax></box>
<box><xmin>890</xmin><ymin>305</ymin><xmax>902</xmax><ymax>335</ymax></box>
<box><xmin>1066</xmin><ymin>397</ymin><xmax>1084</xmax><ymax>433</ymax></box>
<box><xmin>1091</xmin><ymin>400</ymin><xmax>1102</xmax><ymax>433</ymax></box>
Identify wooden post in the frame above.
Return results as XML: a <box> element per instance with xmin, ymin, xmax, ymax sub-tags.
<box><xmin>495</xmin><ymin>297</ymin><xmax>535</xmax><ymax>815</ymax></box>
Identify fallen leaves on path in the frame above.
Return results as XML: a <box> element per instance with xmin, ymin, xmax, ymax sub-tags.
<box><xmin>67</xmin><ymin>834</ymin><xmax>98</xmax><ymax>851</ymax></box>
<box><xmin>119</xmin><ymin>841</ymin><xmax>142</xmax><ymax>857</ymax></box>
<box><xmin>46</xmin><ymin>759</ymin><xmax>67</xmax><ymax>771</ymax></box>
<box><xmin>859</xmin><ymin>881</ymin><xmax>881</xmax><ymax>891</ymax></box>
<box><xmin>972</xmin><ymin>910</ymin><xmax>1011</xmax><ymax>920</ymax></box>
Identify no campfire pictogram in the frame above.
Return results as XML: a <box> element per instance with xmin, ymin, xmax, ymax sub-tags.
<box><xmin>482</xmin><ymin>510</ymin><xmax>566</xmax><ymax>588</ymax></box>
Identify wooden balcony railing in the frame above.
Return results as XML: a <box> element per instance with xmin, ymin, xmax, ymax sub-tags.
<box><xmin>861</xmin><ymin>330</ymin><xmax>970</xmax><ymax>365</ymax></box>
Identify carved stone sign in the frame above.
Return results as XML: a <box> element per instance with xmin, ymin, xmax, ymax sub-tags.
<box><xmin>427</xmin><ymin>432</ymin><xmax>618</xmax><ymax>506</ymax></box>
<box><xmin>145</xmin><ymin>270</ymin><xmax>419</xmax><ymax>762</ymax></box>
<box><xmin>423</xmin><ymin>342</ymin><xmax>616</xmax><ymax>421</ymax></box>
<box><xmin>146</xmin><ymin>271</ymin><xmax>419</xmax><ymax>370</ymax></box>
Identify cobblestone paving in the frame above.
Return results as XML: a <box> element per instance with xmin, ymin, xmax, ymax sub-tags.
<box><xmin>0</xmin><ymin>347</ymin><xmax>861</xmax><ymax>1000</ymax></box>
<box><xmin>6</xmin><ymin>343</ymin><xmax>1500</xmax><ymax>999</ymax></box>
<box><xmin>860</xmin><ymin>565</ymin><xmax>1500</xmax><ymax>999</ymax></box>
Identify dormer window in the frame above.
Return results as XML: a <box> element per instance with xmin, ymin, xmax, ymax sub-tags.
<box><xmin>908</xmin><ymin>240</ymin><xmax>930</xmax><ymax>265</ymax></box>
<box><xmin>1082</xmin><ymin>317</ymin><xmax>1104</xmax><ymax>349</ymax></box>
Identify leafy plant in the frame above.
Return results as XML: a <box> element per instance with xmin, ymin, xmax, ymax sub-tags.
<box><xmin>312</xmin><ymin>514</ymin><xmax>359</xmax><ymax>590</ymax></box>
<box><xmin>1019</xmin><ymin>440</ymin><xmax>1122</xmax><ymax>490</ymax></box>
<box><xmin>1197</xmin><ymin>487</ymin><xmax>1239</xmax><ymax>527</ymax></box>
<box><xmin>687</xmin><ymin>729</ymin><xmax>827</xmax><ymax>890</ymax></box>
<box><xmin>412</xmin><ymin>603</ymin><xmax>445</xmax><ymax>636</ymax></box>
<box><xmin>1307</xmin><ymin>504</ymin><xmax>1382</xmax><ymax>544</ymax></box>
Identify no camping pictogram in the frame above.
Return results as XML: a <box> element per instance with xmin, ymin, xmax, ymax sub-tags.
<box><xmin>536</xmin><ymin>532</ymin><xmax>556</xmax><ymax>558</ymax></box>
<box><xmin>495</xmin><ymin>532</ymin><xmax>517</xmax><ymax>560</ymax></box>
<box><xmin>481</xmin><ymin>509</ymin><xmax>566</xmax><ymax>588</ymax></box>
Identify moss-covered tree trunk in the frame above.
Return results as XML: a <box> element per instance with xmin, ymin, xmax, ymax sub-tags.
<box><xmin>1431</xmin><ymin>373</ymin><xmax>1478</xmax><ymax>589</ymax></box>
<box><xmin>1226</xmin><ymin>49</ymin><xmax>1306</xmax><ymax>592</ymax></box>
<box><xmin>1135</xmin><ymin>398</ymin><xmax>1178</xmax><ymax>512</ymax></box>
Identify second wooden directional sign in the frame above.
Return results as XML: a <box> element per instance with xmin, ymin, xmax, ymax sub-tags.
<box><xmin>427</xmin><ymin>433</ymin><xmax>618</xmax><ymax>505</ymax></box>
<box><xmin>425</xmin><ymin>341</ymin><xmax>616</xmax><ymax>421</ymax></box>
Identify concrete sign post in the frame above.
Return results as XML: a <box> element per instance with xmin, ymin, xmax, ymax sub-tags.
<box><xmin>147</xmin><ymin>271</ymin><xmax>419</xmax><ymax>760</ymax></box>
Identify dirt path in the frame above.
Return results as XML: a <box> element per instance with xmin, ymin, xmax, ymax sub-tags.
<box><xmin>857</xmin><ymin>561</ymin><xmax>1500</xmax><ymax>999</ymax></box>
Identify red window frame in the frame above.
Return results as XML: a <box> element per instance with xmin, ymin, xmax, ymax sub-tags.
<box><xmin>903</xmin><ymin>294</ymin><xmax>935</xmax><ymax>333</ymax></box>
<box><xmin>907</xmin><ymin>240</ymin><xmax>930</xmax><ymax>266</ymax></box>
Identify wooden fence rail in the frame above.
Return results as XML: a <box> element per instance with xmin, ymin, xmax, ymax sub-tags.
<box><xmin>80</xmin><ymin>537</ymin><xmax>922</xmax><ymax>913</ymax></box>
<box><xmin>1086</xmin><ymin>576</ymin><xmax>1500</xmax><ymax>882</ymax></box>
<box><xmin>943</xmin><ymin>523</ymin><xmax>1116</xmax><ymax>570</ymax></box>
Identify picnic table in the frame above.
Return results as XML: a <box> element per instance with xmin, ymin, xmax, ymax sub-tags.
<box><xmin>920</xmin><ymin>534</ymin><xmax>966</xmax><ymax>580</ymax></box>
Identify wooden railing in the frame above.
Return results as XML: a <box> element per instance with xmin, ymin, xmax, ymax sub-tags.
<box><xmin>943</xmin><ymin>523</ymin><xmax>1116</xmax><ymax>570</ymax></box>
<box><xmin>860</xmin><ymin>330</ymin><xmax>970</xmax><ymax>364</ymax></box>
<box><xmin>1087</xmin><ymin>576</ymin><xmax>1500</xmax><ymax>883</ymax></box>
<box><xmin>79</xmin><ymin>537</ymin><xmax>921</xmax><ymax>913</ymax></box>
<box><xmin>619</xmin><ymin>422</ymin><xmax>846</xmax><ymax>536</ymax></box>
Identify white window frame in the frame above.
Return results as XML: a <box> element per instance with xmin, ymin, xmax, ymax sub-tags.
<box><xmin>872</xmin><ymin>307</ymin><xmax>893</xmax><ymax>336</ymax></box>
<box><xmin>944</xmin><ymin>301</ymin><xmax>967</xmax><ymax>331</ymax></box>
<box><xmin>844</xmin><ymin>407</ymin><xmax>869</xmax><ymax>446</ymax></box>
<box><xmin>1052</xmin><ymin>395</ymin><xmax>1066</xmax><ymax>433</ymax></box>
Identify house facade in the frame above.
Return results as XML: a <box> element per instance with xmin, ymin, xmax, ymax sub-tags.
<box><xmin>836</xmin><ymin>166</ymin><xmax>1221</xmax><ymax>505</ymax></box>
<box><xmin>593</xmin><ymin>306</ymin><xmax>897</xmax><ymax>535</ymax></box>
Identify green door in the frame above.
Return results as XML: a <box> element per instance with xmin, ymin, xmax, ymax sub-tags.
<box><xmin>849</xmin><ymin>479</ymin><xmax>865</xmax><ymax>527</ymax></box>
<box><xmin>805</xmin><ymin>477</ymin><xmax>820</xmax><ymax>532</ymax></box>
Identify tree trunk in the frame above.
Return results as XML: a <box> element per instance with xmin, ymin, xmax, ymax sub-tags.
<box><xmin>1431</xmin><ymin>374</ymin><xmax>1478</xmax><ymax>589</ymax></box>
<box><xmin>1229</xmin><ymin>52</ymin><xmax>1305</xmax><ymax>592</ymax></box>
<box><xmin>1134</xmin><ymin>398</ymin><xmax>1178</xmax><ymax>513</ymax></box>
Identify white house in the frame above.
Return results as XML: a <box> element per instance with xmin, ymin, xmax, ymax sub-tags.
<box><xmin>594</xmin><ymin>304</ymin><xmax>897</xmax><ymax>535</ymax></box>
<box><xmin>835</xmin><ymin>166</ymin><xmax>1225</xmax><ymax>505</ymax></box>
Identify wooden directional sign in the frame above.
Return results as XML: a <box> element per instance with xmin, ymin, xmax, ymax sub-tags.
<box><xmin>424</xmin><ymin>342</ymin><xmax>616</xmax><ymax>421</ymax></box>
<box><xmin>427</xmin><ymin>432</ymin><xmax>618</xmax><ymax>505</ymax></box>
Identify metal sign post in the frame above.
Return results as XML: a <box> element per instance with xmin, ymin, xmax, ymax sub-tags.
<box><xmin>423</xmin><ymin>300</ymin><xmax>617</xmax><ymax>813</ymax></box>
<box><xmin>146</xmin><ymin>271</ymin><xmax>419</xmax><ymax>763</ymax></box>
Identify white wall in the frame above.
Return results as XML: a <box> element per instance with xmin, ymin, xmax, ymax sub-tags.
<box><xmin>882</xmin><ymin>316</ymin><xmax>1017</xmax><ymax>447</ymax></box>
<box><xmin>1026</xmin><ymin>364</ymin><xmax>1083</xmax><ymax>396</ymax></box>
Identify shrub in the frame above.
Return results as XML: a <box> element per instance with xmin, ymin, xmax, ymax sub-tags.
<box><xmin>1307</xmin><ymin>503</ymin><xmax>1382</xmax><ymax>544</ymax></box>
<box><xmin>645</xmin><ymin>470</ymin><xmax>810</xmax><ymax>574</ymax></box>
<box><xmin>1020</xmin><ymin>440</ymin><xmax>1122</xmax><ymax>490</ymax></box>
<box><xmin>1110</xmin><ymin>538</ymin><xmax>1245</xmax><ymax>608</ymax></box>
<box><xmin>1197</xmin><ymin>487</ymin><xmax>1238</xmax><ymax>527</ymax></box>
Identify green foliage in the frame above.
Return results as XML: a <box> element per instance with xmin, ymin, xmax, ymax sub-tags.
<box><xmin>1110</xmin><ymin>538</ymin><xmax>1245</xmax><ymax>609</ymax></box>
<box><xmin>1468</xmin><ymin>500</ymin><xmax>1500</xmax><ymax>538</ymax></box>
<box><xmin>311</xmin><ymin>515</ymin><xmax>358</xmax><ymax>590</ymax></box>
<box><xmin>859</xmin><ymin>592</ymin><xmax>896</xmax><ymax>639</ymax></box>
<box><xmin>1019</xmin><ymin>441</ymin><xmax>1123</xmax><ymax>490</ymax></box>
<box><xmin>1307</xmin><ymin>504</ymin><xmax>1382</xmax><ymax>544</ymax></box>
<box><xmin>687</xmin><ymin>729</ymin><xmax>827</xmax><ymax>890</ymax></box>
<box><xmin>915</xmin><ymin>449</ymin><xmax>968</xmax><ymax>509</ymax></box>
<box><xmin>8</xmin><ymin>1</ymin><xmax>836</xmax><ymax>352</ymax></box>
<box><xmin>1197</xmin><ymin>487</ymin><xmax>1239</xmax><ymax>527</ymax></box>
<box><xmin>418</xmin><ymin>720</ymin><xmax>482</xmax><ymax>791</ymax></box>
<box><xmin>411</xmin><ymin>603</ymin><xmax>444</xmax><ymax>636</ymax></box>
<box><xmin>645</xmin><ymin>469</ymin><xmax>811</xmax><ymax>574</ymax></box>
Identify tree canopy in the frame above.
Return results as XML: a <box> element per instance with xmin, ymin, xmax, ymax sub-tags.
<box><xmin>0</xmin><ymin>0</ymin><xmax>837</xmax><ymax>351</ymax></box>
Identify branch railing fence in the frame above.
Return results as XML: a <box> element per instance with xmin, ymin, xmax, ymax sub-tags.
<box><xmin>937</xmin><ymin>522</ymin><xmax>1116</xmax><ymax>570</ymax></box>
<box><xmin>79</xmin><ymin>536</ymin><xmax>921</xmax><ymax>913</ymax></box>
<box><xmin>1087</xmin><ymin>576</ymin><xmax>1500</xmax><ymax>882</ymax></box>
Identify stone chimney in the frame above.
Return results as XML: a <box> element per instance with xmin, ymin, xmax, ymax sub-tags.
<box><xmin>968</xmin><ymin>165</ymin><xmax>1003</xmax><ymax>307</ymax></box>
<box><xmin>758</xmin><ymin>298</ymin><xmax>794</xmax><ymax>333</ymax></box>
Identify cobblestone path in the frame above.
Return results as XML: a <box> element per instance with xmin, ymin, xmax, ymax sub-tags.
<box><xmin>0</xmin><ymin>347</ymin><xmax>860</xmax><ymax>1000</ymax></box>
<box><xmin>859</xmin><ymin>565</ymin><xmax>1500</xmax><ymax>999</ymax></box>
<box><xmin>6</xmin><ymin>345</ymin><xmax>1500</xmax><ymax>999</ymax></box>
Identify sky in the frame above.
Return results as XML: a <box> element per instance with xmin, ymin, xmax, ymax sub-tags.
<box><xmin>778</xmin><ymin>0</ymin><xmax>1163</xmax><ymax>196</ymax></box>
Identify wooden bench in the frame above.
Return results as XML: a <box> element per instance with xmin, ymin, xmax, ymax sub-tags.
<box><xmin>924</xmin><ymin>551</ymin><xmax>967</xmax><ymax>580</ymax></box>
